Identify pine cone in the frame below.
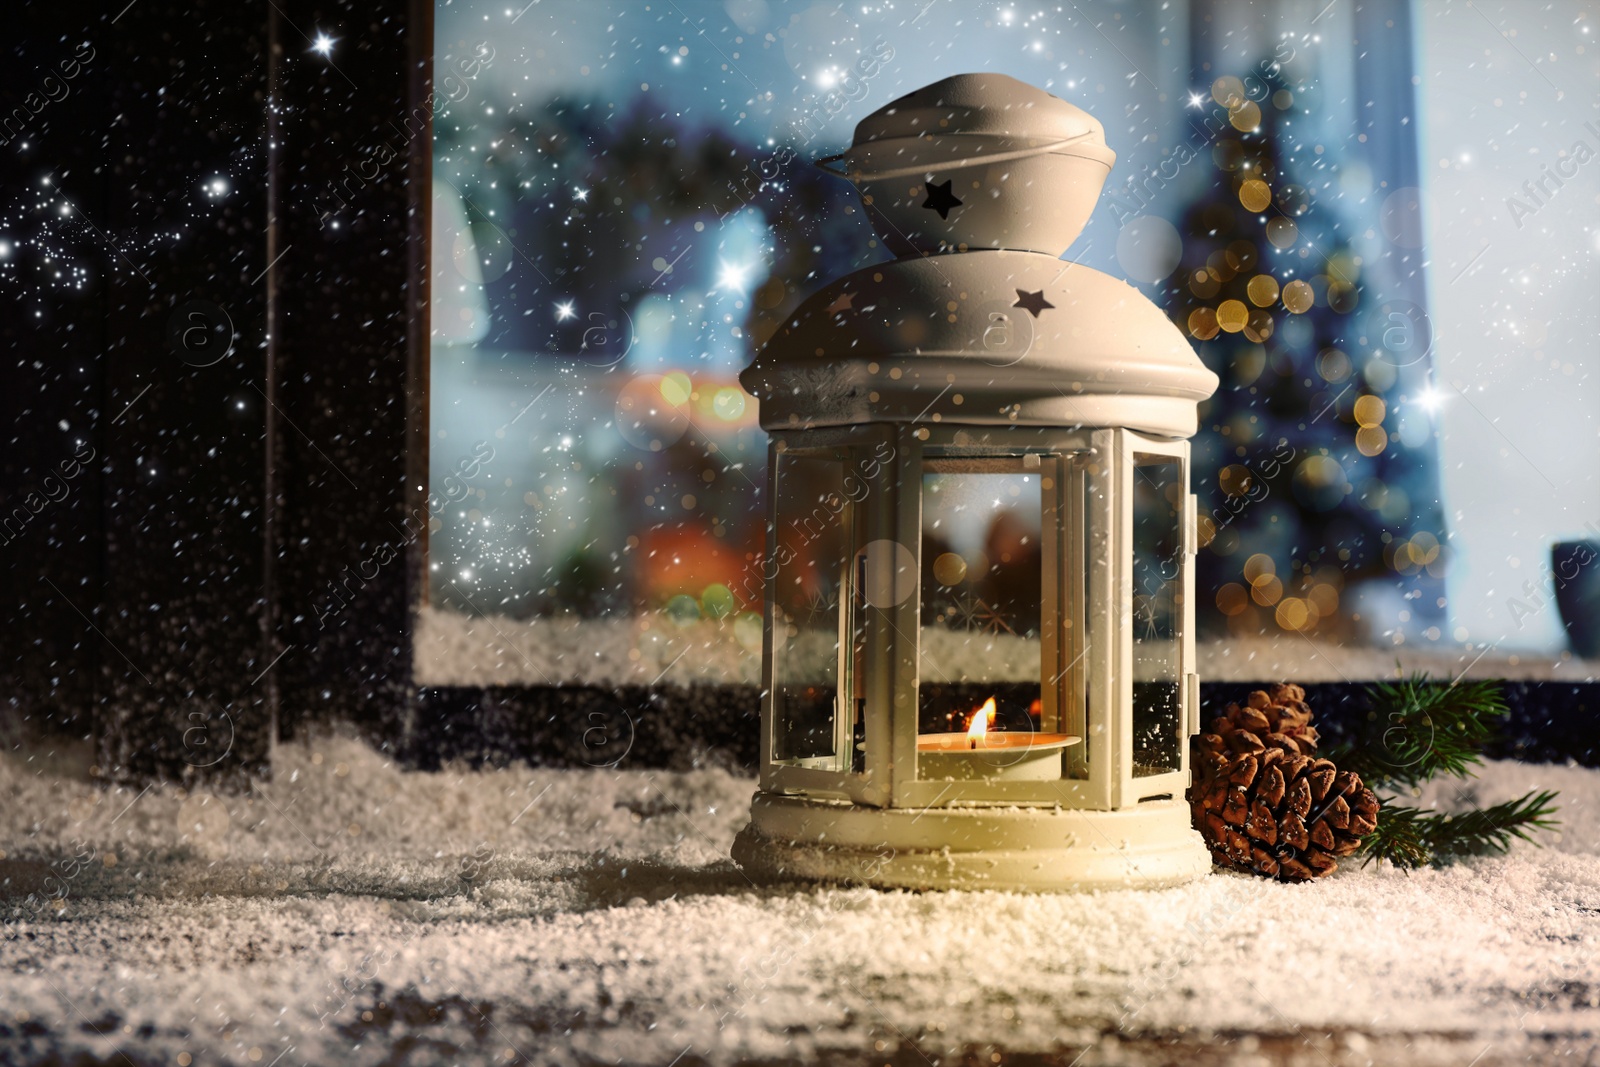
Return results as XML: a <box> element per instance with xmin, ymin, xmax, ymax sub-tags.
<box><xmin>1193</xmin><ymin>684</ymin><xmax>1320</xmax><ymax>785</ymax></box>
<box><xmin>1191</xmin><ymin>748</ymin><xmax>1380</xmax><ymax>882</ymax></box>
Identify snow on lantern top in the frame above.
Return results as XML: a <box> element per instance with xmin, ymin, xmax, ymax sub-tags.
<box><xmin>818</xmin><ymin>72</ymin><xmax>1116</xmax><ymax>258</ymax></box>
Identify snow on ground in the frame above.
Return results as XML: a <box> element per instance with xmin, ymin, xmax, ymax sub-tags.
<box><xmin>2</xmin><ymin>734</ymin><xmax>1597</xmax><ymax>1066</ymax></box>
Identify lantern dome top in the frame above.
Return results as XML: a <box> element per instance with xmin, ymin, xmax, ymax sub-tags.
<box><xmin>852</xmin><ymin>72</ymin><xmax>1107</xmax><ymax>149</ymax></box>
<box><xmin>741</xmin><ymin>250</ymin><xmax>1219</xmax><ymax>439</ymax></box>
<box><xmin>821</xmin><ymin>73</ymin><xmax>1115</xmax><ymax>258</ymax></box>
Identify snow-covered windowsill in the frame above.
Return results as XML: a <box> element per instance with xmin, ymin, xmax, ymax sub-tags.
<box><xmin>413</xmin><ymin>605</ymin><xmax>1600</xmax><ymax>688</ymax></box>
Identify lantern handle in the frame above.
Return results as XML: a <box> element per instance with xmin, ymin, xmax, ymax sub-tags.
<box><xmin>813</xmin><ymin>132</ymin><xmax>1104</xmax><ymax>184</ymax></box>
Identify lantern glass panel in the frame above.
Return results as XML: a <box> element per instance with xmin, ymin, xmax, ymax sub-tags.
<box><xmin>771</xmin><ymin>453</ymin><xmax>853</xmax><ymax>769</ymax></box>
<box><xmin>918</xmin><ymin>462</ymin><xmax>1045</xmax><ymax>739</ymax></box>
<box><xmin>1131</xmin><ymin>453</ymin><xmax>1185</xmax><ymax>777</ymax></box>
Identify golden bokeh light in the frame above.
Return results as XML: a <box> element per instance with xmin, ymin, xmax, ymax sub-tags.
<box><xmin>1353</xmin><ymin>395</ymin><xmax>1387</xmax><ymax>428</ymax></box>
<box><xmin>1211</xmin><ymin>76</ymin><xmax>1246</xmax><ymax>108</ymax></box>
<box><xmin>1282</xmin><ymin>279</ymin><xmax>1314</xmax><ymax>313</ymax></box>
<box><xmin>932</xmin><ymin>552</ymin><xmax>968</xmax><ymax>587</ymax></box>
<box><xmin>1356</xmin><ymin>426</ymin><xmax>1388</xmax><ymax>456</ymax></box>
<box><xmin>1229</xmin><ymin>100</ymin><xmax>1262</xmax><ymax>131</ymax></box>
<box><xmin>1307</xmin><ymin>583</ymin><xmax>1340</xmax><ymax>616</ymax></box>
<box><xmin>1188</xmin><ymin>307</ymin><xmax>1220</xmax><ymax>340</ymax></box>
<box><xmin>1410</xmin><ymin>531</ymin><xmax>1441</xmax><ymax>565</ymax></box>
<box><xmin>1239</xmin><ymin>180</ymin><xmax>1273</xmax><ymax>213</ymax></box>
<box><xmin>1242</xmin><ymin>309</ymin><xmax>1275</xmax><ymax>343</ymax></box>
<box><xmin>1275</xmin><ymin>597</ymin><xmax>1314</xmax><ymax>631</ymax></box>
<box><xmin>1217</xmin><ymin>299</ymin><xmax>1249</xmax><ymax>333</ymax></box>
<box><xmin>1246</xmin><ymin>274</ymin><xmax>1280</xmax><ymax>307</ymax></box>
<box><xmin>1216</xmin><ymin>583</ymin><xmax>1250</xmax><ymax>616</ymax></box>
<box><xmin>1251</xmin><ymin>574</ymin><xmax>1285</xmax><ymax>606</ymax></box>
<box><xmin>1219</xmin><ymin>463</ymin><xmax>1254</xmax><ymax>497</ymax></box>
<box><xmin>1243</xmin><ymin>553</ymin><xmax>1276</xmax><ymax>583</ymax></box>
<box><xmin>1316</xmin><ymin>347</ymin><xmax>1351</xmax><ymax>383</ymax></box>
<box><xmin>1328</xmin><ymin>281</ymin><xmax>1360</xmax><ymax>314</ymax></box>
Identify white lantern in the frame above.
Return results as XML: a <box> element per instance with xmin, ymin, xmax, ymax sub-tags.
<box><xmin>732</xmin><ymin>74</ymin><xmax>1220</xmax><ymax>890</ymax></box>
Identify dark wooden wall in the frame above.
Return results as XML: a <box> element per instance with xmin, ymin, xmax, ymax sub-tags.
<box><xmin>1</xmin><ymin>0</ymin><xmax>426</xmax><ymax>786</ymax></box>
<box><xmin>267</xmin><ymin>1</ymin><xmax>430</xmax><ymax>756</ymax></box>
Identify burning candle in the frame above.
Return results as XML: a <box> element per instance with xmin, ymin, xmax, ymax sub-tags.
<box><xmin>966</xmin><ymin>696</ymin><xmax>996</xmax><ymax>749</ymax></box>
<box><xmin>916</xmin><ymin>697</ymin><xmax>1078</xmax><ymax>781</ymax></box>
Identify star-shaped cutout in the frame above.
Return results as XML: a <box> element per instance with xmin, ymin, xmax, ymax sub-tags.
<box><xmin>824</xmin><ymin>291</ymin><xmax>855</xmax><ymax>316</ymax></box>
<box><xmin>1013</xmin><ymin>289</ymin><xmax>1055</xmax><ymax>317</ymax></box>
<box><xmin>921</xmin><ymin>179</ymin><xmax>963</xmax><ymax>220</ymax></box>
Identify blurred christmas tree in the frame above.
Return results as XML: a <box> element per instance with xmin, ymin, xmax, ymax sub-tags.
<box><xmin>1164</xmin><ymin>65</ymin><xmax>1448</xmax><ymax>645</ymax></box>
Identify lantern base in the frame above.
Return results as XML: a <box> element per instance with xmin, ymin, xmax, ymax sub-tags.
<box><xmin>731</xmin><ymin>791</ymin><xmax>1211</xmax><ymax>892</ymax></box>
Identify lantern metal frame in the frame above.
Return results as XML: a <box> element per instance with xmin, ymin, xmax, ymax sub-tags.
<box><xmin>733</xmin><ymin>422</ymin><xmax>1210</xmax><ymax>890</ymax></box>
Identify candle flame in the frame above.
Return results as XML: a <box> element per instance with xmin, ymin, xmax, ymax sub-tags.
<box><xmin>966</xmin><ymin>697</ymin><xmax>996</xmax><ymax>746</ymax></box>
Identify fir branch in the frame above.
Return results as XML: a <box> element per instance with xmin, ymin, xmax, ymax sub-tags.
<box><xmin>1360</xmin><ymin>790</ymin><xmax>1560</xmax><ymax>870</ymax></box>
<box><xmin>1358</xmin><ymin>803</ymin><xmax>1432</xmax><ymax>870</ymax></box>
<box><xmin>1328</xmin><ymin>674</ymin><xmax>1508</xmax><ymax>791</ymax></box>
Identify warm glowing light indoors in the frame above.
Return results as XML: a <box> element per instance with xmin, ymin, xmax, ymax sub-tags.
<box><xmin>966</xmin><ymin>697</ymin><xmax>996</xmax><ymax>747</ymax></box>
